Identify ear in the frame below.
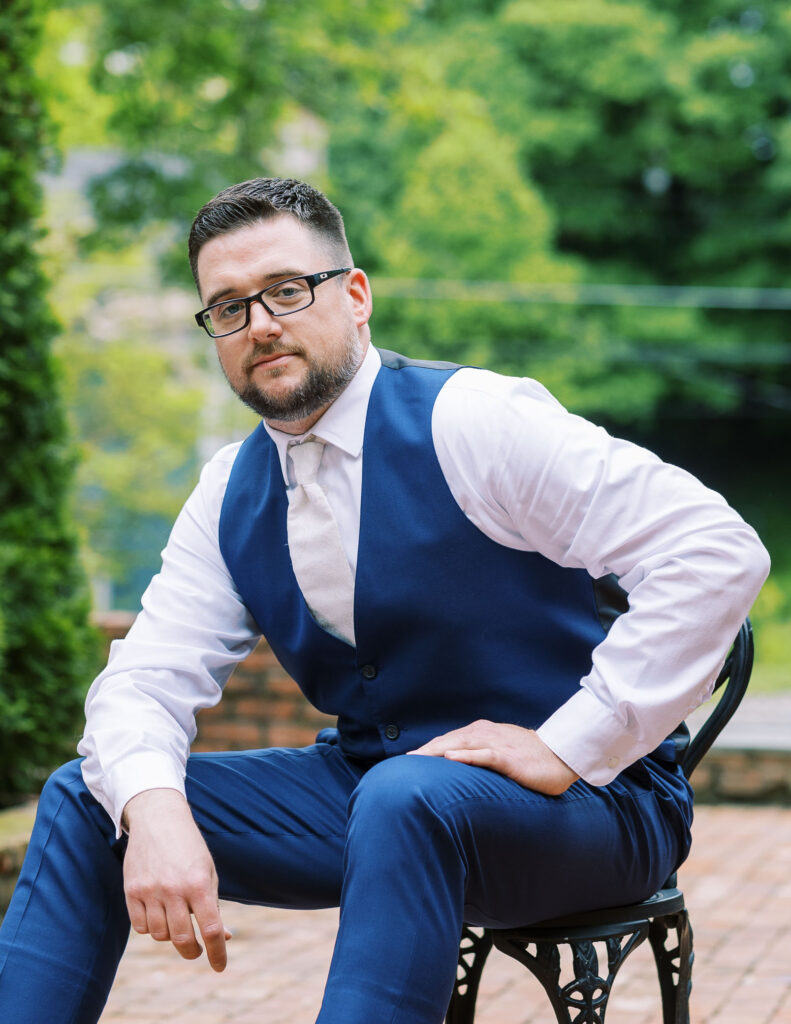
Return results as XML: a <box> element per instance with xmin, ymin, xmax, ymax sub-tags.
<box><xmin>346</xmin><ymin>268</ymin><xmax>373</xmax><ymax>328</ymax></box>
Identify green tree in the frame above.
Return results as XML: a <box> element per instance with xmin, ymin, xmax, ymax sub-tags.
<box><xmin>328</xmin><ymin>0</ymin><xmax>791</xmax><ymax>422</ymax></box>
<box><xmin>57</xmin><ymin>336</ymin><xmax>205</xmax><ymax>606</ymax></box>
<box><xmin>69</xmin><ymin>0</ymin><xmax>418</xmax><ymax>278</ymax></box>
<box><xmin>37</xmin><ymin>0</ymin><xmax>791</xmax><ymax>675</ymax></box>
<box><xmin>0</xmin><ymin>0</ymin><xmax>99</xmax><ymax>804</ymax></box>
<box><xmin>325</xmin><ymin>0</ymin><xmax>791</xmax><ymax>673</ymax></box>
<box><xmin>49</xmin><ymin>0</ymin><xmax>791</xmax><ymax>422</ymax></box>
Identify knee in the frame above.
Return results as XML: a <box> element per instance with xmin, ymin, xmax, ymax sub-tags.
<box><xmin>349</xmin><ymin>756</ymin><xmax>452</xmax><ymax>836</ymax></box>
<box><xmin>38</xmin><ymin>758</ymin><xmax>89</xmax><ymax>811</ymax></box>
<box><xmin>36</xmin><ymin>758</ymin><xmax>119</xmax><ymax>851</ymax></box>
<box><xmin>346</xmin><ymin>757</ymin><xmax>469</xmax><ymax>880</ymax></box>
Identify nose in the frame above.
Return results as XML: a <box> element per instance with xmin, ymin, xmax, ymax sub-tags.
<box><xmin>247</xmin><ymin>296</ymin><xmax>283</xmax><ymax>340</ymax></box>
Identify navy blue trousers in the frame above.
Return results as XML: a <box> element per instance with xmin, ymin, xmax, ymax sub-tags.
<box><xmin>0</xmin><ymin>741</ymin><xmax>692</xmax><ymax>1023</ymax></box>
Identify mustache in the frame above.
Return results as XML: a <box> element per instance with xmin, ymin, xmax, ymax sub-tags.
<box><xmin>243</xmin><ymin>342</ymin><xmax>305</xmax><ymax>373</ymax></box>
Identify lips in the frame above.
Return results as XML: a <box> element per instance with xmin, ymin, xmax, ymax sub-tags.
<box><xmin>253</xmin><ymin>353</ymin><xmax>291</xmax><ymax>367</ymax></box>
<box><xmin>248</xmin><ymin>350</ymin><xmax>297</xmax><ymax>372</ymax></box>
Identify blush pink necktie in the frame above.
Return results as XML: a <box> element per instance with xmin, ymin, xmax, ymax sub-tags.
<box><xmin>286</xmin><ymin>438</ymin><xmax>355</xmax><ymax>646</ymax></box>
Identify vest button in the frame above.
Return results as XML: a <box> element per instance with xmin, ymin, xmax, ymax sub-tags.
<box><xmin>384</xmin><ymin>724</ymin><xmax>400</xmax><ymax>741</ymax></box>
<box><xmin>361</xmin><ymin>664</ymin><xmax>377</xmax><ymax>680</ymax></box>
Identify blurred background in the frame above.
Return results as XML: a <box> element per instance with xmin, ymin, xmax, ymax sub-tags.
<box><xmin>1</xmin><ymin>0</ymin><xmax>789</xmax><ymax>801</ymax></box>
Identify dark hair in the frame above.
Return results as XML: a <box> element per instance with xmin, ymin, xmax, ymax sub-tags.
<box><xmin>188</xmin><ymin>177</ymin><xmax>352</xmax><ymax>290</ymax></box>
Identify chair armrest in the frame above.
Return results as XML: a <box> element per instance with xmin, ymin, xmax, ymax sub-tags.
<box><xmin>682</xmin><ymin>619</ymin><xmax>754</xmax><ymax>778</ymax></box>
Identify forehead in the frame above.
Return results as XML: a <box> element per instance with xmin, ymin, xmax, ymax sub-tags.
<box><xmin>196</xmin><ymin>215</ymin><xmax>327</xmax><ymax>299</ymax></box>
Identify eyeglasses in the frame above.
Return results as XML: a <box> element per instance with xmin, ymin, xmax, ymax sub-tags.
<box><xmin>194</xmin><ymin>268</ymin><xmax>352</xmax><ymax>339</ymax></box>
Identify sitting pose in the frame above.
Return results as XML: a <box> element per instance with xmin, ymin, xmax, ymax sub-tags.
<box><xmin>0</xmin><ymin>177</ymin><xmax>769</xmax><ymax>1024</ymax></box>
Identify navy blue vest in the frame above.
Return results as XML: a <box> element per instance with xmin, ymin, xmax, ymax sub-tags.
<box><xmin>217</xmin><ymin>350</ymin><xmax>641</xmax><ymax>763</ymax></box>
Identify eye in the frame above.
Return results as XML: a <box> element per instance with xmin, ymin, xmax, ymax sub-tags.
<box><xmin>218</xmin><ymin>300</ymin><xmax>246</xmax><ymax>319</ymax></box>
<box><xmin>268</xmin><ymin>280</ymin><xmax>309</xmax><ymax>301</ymax></box>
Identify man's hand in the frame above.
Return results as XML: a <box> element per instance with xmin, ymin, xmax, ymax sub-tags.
<box><xmin>123</xmin><ymin>789</ymin><xmax>231</xmax><ymax>971</ymax></box>
<box><xmin>408</xmin><ymin>721</ymin><xmax>579</xmax><ymax>796</ymax></box>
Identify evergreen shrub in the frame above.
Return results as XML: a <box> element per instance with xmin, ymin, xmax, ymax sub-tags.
<box><xmin>0</xmin><ymin>0</ymin><xmax>99</xmax><ymax>806</ymax></box>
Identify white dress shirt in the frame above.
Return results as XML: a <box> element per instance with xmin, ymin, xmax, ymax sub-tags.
<box><xmin>78</xmin><ymin>344</ymin><xmax>770</xmax><ymax>833</ymax></box>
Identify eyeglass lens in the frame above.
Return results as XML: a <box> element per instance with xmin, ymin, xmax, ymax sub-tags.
<box><xmin>203</xmin><ymin>278</ymin><xmax>314</xmax><ymax>336</ymax></box>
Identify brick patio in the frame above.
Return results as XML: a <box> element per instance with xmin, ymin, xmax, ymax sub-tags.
<box><xmin>99</xmin><ymin>803</ymin><xmax>791</xmax><ymax>1024</ymax></box>
<box><xmin>3</xmin><ymin>617</ymin><xmax>787</xmax><ymax>1019</ymax></box>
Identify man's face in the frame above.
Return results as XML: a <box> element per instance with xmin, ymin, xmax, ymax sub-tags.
<box><xmin>196</xmin><ymin>215</ymin><xmax>372</xmax><ymax>434</ymax></box>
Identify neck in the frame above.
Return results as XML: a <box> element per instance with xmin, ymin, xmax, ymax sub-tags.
<box><xmin>265</xmin><ymin>402</ymin><xmax>333</xmax><ymax>436</ymax></box>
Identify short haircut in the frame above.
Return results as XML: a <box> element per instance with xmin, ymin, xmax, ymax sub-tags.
<box><xmin>188</xmin><ymin>177</ymin><xmax>353</xmax><ymax>291</ymax></box>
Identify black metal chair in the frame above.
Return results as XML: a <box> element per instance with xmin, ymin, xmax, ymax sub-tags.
<box><xmin>446</xmin><ymin>619</ymin><xmax>754</xmax><ymax>1024</ymax></box>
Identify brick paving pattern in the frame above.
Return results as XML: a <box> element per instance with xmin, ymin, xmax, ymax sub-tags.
<box><xmin>100</xmin><ymin>804</ymin><xmax>791</xmax><ymax>1023</ymax></box>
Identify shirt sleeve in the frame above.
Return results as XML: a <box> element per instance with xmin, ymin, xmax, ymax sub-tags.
<box><xmin>77</xmin><ymin>442</ymin><xmax>261</xmax><ymax>835</ymax></box>
<box><xmin>432</xmin><ymin>368</ymin><xmax>771</xmax><ymax>785</ymax></box>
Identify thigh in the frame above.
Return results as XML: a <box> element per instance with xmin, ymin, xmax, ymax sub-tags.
<box><xmin>460</xmin><ymin>766</ymin><xmax>689</xmax><ymax>927</ymax></box>
<box><xmin>185</xmin><ymin>742</ymin><xmax>362</xmax><ymax>909</ymax></box>
<box><xmin>350</xmin><ymin>754</ymin><xmax>689</xmax><ymax>928</ymax></box>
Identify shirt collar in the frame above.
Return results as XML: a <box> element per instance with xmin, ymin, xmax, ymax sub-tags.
<box><xmin>263</xmin><ymin>343</ymin><xmax>382</xmax><ymax>482</ymax></box>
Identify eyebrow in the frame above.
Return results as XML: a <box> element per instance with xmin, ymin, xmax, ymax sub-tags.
<box><xmin>204</xmin><ymin>269</ymin><xmax>306</xmax><ymax>309</ymax></box>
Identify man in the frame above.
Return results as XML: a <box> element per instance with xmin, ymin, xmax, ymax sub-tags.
<box><xmin>0</xmin><ymin>177</ymin><xmax>769</xmax><ymax>1023</ymax></box>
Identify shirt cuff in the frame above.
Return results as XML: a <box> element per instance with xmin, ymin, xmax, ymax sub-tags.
<box><xmin>84</xmin><ymin>753</ymin><xmax>187</xmax><ymax>838</ymax></box>
<box><xmin>536</xmin><ymin>686</ymin><xmax>644</xmax><ymax>786</ymax></box>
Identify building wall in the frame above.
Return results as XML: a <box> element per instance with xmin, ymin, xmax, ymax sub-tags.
<box><xmin>93</xmin><ymin>614</ymin><xmax>791</xmax><ymax>804</ymax></box>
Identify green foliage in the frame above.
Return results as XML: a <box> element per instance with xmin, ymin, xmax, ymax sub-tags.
<box><xmin>45</xmin><ymin>0</ymin><xmax>791</xmax><ymax>423</ymax></box>
<box><xmin>33</xmin><ymin>6</ymin><xmax>115</xmax><ymax>149</ymax></box>
<box><xmin>328</xmin><ymin>0</ymin><xmax>791</xmax><ymax>422</ymax></box>
<box><xmin>33</xmin><ymin>0</ymin><xmax>791</xmax><ymax>675</ymax></box>
<box><xmin>35</xmin><ymin>177</ymin><xmax>207</xmax><ymax>603</ymax></box>
<box><xmin>59</xmin><ymin>0</ymin><xmax>419</xmax><ymax>278</ymax></box>
<box><xmin>0</xmin><ymin>0</ymin><xmax>100</xmax><ymax>804</ymax></box>
<box><xmin>628</xmin><ymin>414</ymin><xmax>791</xmax><ymax>694</ymax></box>
<box><xmin>57</xmin><ymin>336</ymin><xmax>204</xmax><ymax>588</ymax></box>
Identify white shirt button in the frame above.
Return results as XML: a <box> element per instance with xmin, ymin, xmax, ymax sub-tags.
<box><xmin>607</xmin><ymin>756</ymin><xmax>620</xmax><ymax>769</ymax></box>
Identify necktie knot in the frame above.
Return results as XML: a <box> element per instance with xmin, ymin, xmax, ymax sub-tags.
<box><xmin>289</xmin><ymin>438</ymin><xmax>325</xmax><ymax>486</ymax></box>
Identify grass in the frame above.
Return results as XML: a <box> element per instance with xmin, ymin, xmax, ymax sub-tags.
<box><xmin>750</xmin><ymin>659</ymin><xmax>790</xmax><ymax>694</ymax></box>
<box><xmin>0</xmin><ymin>801</ymin><xmax>37</xmax><ymax>847</ymax></box>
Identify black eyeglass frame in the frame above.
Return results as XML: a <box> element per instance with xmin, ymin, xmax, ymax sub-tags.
<box><xmin>194</xmin><ymin>268</ymin><xmax>352</xmax><ymax>338</ymax></box>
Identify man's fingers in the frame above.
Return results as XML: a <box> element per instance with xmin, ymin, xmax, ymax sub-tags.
<box><xmin>406</xmin><ymin>742</ymin><xmax>442</xmax><ymax>756</ymax></box>
<box><xmin>145</xmin><ymin>901</ymin><xmax>171</xmax><ymax>943</ymax></box>
<box><xmin>408</xmin><ymin>730</ymin><xmax>470</xmax><ymax>756</ymax></box>
<box><xmin>127</xmin><ymin>891</ymin><xmax>228</xmax><ymax>966</ymax></box>
<box><xmin>444</xmin><ymin>747</ymin><xmax>504</xmax><ymax>771</ymax></box>
<box><xmin>192</xmin><ymin>893</ymin><xmax>228</xmax><ymax>973</ymax></box>
<box><xmin>408</xmin><ymin>721</ymin><xmax>497</xmax><ymax>757</ymax></box>
<box><xmin>126</xmin><ymin>894</ymin><xmax>149</xmax><ymax>935</ymax></box>
<box><xmin>410</xmin><ymin>721</ymin><xmax>578</xmax><ymax>794</ymax></box>
<box><xmin>165</xmin><ymin>904</ymin><xmax>204</xmax><ymax>961</ymax></box>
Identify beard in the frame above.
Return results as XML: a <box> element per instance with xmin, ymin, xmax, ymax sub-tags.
<box><xmin>224</xmin><ymin>327</ymin><xmax>364</xmax><ymax>423</ymax></box>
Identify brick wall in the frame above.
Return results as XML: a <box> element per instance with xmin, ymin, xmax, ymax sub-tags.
<box><xmin>97</xmin><ymin>612</ymin><xmax>334</xmax><ymax>752</ymax></box>
<box><xmin>690</xmin><ymin>749</ymin><xmax>791</xmax><ymax>804</ymax></box>
<box><xmin>94</xmin><ymin>614</ymin><xmax>791</xmax><ymax>804</ymax></box>
<box><xmin>4</xmin><ymin>616</ymin><xmax>791</xmax><ymax>919</ymax></box>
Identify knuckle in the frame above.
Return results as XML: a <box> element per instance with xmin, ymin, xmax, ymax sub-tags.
<box><xmin>159</xmin><ymin>882</ymin><xmax>180</xmax><ymax>901</ymax></box>
<box><xmin>125</xmin><ymin>881</ymin><xmax>147</xmax><ymax>901</ymax></box>
<box><xmin>184</xmin><ymin>869</ymin><xmax>211</xmax><ymax>893</ymax></box>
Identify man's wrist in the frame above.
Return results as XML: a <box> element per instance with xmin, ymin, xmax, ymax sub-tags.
<box><xmin>122</xmin><ymin>787</ymin><xmax>188</xmax><ymax>832</ymax></box>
